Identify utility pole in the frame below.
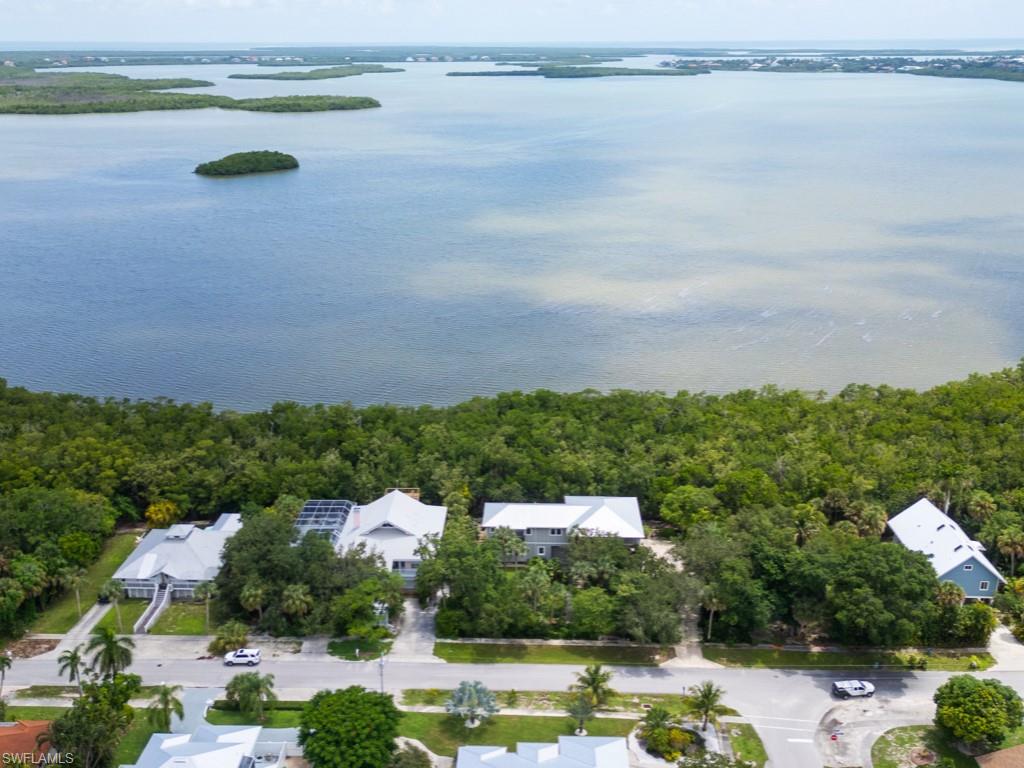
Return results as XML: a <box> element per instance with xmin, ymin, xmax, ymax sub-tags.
<box><xmin>378</xmin><ymin>652</ymin><xmax>386</xmax><ymax>694</ymax></box>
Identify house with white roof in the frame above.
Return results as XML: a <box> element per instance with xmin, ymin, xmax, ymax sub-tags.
<box><xmin>113</xmin><ymin>513</ymin><xmax>242</xmax><ymax>633</ymax></box>
<box><xmin>119</xmin><ymin>723</ymin><xmax>287</xmax><ymax>768</ymax></box>
<box><xmin>458</xmin><ymin>737</ymin><xmax>628</xmax><ymax>768</ymax></box>
<box><xmin>481</xmin><ymin>496</ymin><xmax>644</xmax><ymax>560</ymax></box>
<box><xmin>295</xmin><ymin>490</ymin><xmax>447</xmax><ymax>587</ymax></box>
<box><xmin>114</xmin><ymin>513</ymin><xmax>242</xmax><ymax>600</ymax></box>
<box><xmin>888</xmin><ymin>498</ymin><xmax>1005</xmax><ymax>601</ymax></box>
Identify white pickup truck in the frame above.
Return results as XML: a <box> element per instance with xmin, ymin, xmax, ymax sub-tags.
<box><xmin>831</xmin><ymin>680</ymin><xmax>875</xmax><ymax>699</ymax></box>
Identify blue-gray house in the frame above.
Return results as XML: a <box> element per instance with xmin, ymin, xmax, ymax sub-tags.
<box><xmin>889</xmin><ymin>498</ymin><xmax>1005</xmax><ymax>601</ymax></box>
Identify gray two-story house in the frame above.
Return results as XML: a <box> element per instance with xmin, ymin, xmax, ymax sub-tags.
<box><xmin>888</xmin><ymin>498</ymin><xmax>1005</xmax><ymax>601</ymax></box>
<box><xmin>481</xmin><ymin>496</ymin><xmax>644</xmax><ymax>560</ymax></box>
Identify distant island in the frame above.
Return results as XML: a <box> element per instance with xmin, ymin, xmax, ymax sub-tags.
<box><xmin>448</xmin><ymin>66</ymin><xmax>710</xmax><ymax>79</ymax></box>
<box><xmin>195</xmin><ymin>151</ymin><xmax>299</xmax><ymax>177</ymax></box>
<box><xmin>0</xmin><ymin>70</ymin><xmax>381</xmax><ymax>114</ymax></box>
<box><xmin>228</xmin><ymin>64</ymin><xmax>404</xmax><ymax>80</ymax></box>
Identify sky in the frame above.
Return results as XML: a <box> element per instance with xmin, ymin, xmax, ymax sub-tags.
<box><xmin>2</xmin><ymin>0</ymin><xmax>1024</xmax><ymax>46</ymax></box>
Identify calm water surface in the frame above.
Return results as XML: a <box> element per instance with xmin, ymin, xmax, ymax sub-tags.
<box><xmin>1</xmin><ymin>62</ymin><xmax>1023</xmax><ymax>408</ymax></box>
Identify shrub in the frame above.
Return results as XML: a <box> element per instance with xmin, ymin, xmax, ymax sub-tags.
<box><xmin>391</xmin><ymin>745</ymin><xmax>431</xmax><ymax>768</ymax></box>
<box><xmin>209</xmin><ymin>619</ymin><xmax>249</xmax><ymax>654</ymax></box>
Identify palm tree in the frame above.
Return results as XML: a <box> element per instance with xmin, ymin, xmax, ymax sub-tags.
<box><xmin>998</xmin><ymin>528</ymin><xmax>1024</xmax><ymax>577</ymax></box>
<box><xmin>65</xmin><ymin>568</ymin><xmax>87</xmax><ymax>619</ymax></box>
<box><xmin>572</xmin><ymin>664</ymin><xmax>615</xmax><ymax>708</ymax></box>
<box><xmin>791</xmin><ymin>504</ymin><xmax>826</xmax><ymax>546</ymax></box>
<box><xmin>702</xmin><ymin>587</ymin><xmax>726</xmax><ymax>642</ymax></box>
<box><xmin>0</xmin><ymin>652</ymin><xmax>11</xmax><ymax>700</ymax></box>
<box><xmin>86</xmin><ymin>626</ymin><xmax>135</xmax><ymax>679</ymax></box>
<box><xmin>99</xmin><ymin>579</ymin><xmax>126</xmax><ymax>633</ymax></box>
<box><xmin>240</xmin><ymin>582</ymin><xmax>266</xmax><ymax>622</ymax></box>
<box><xmin>146</xmin><ymin>684</ymin><xmax>184</xmax><ymax>731</ymax></box>
<box><xmin>193</xmin><ymin>582</ymin><xmax>218</xmax><ymax>633</ymax></box>
<box><xmin>225</xmin><ymin>672</ymin><xmax>277</xmax><ymax>723</ymax></box>
<box><xmin>686</xmin><ymin>680</ymin><xmax>728</xmax><ymax>731</ymax></box>
<box><xmin>566</xmin><ymin>694</ymin><xmax>594</xmax><ymax>736</ymax></box>
<box><xmin>641</xmin><ymin>706</ymin><xmax>673</xmax><ymax>734</ymax></box>
<box><xmin>936</xmin><ymin>581</ymin><xmax>966</xmax><ymax>609</ymax></box>
<box><xmin>57</xmin><ymin>645</ymin><xmax>86</xmax><ymax>693</ymax></box>
<box><xmin>445</xmin><ymin>680</ymin><xmax>499</xmax><ymax>727</ymax></box>
<box><xmin>280</xmin><ymin>584</ymin><xmax>313</xmax><ymax>620</ymax></box>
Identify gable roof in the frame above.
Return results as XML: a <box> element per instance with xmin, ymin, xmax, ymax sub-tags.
<box><xmin>458</xmin><ymin>737</ymin><xmax>627</xmax><ymax>768</ymax></box>
<box><xmin>482</xmin><ymin>497</ymin><xmax>643</xmax><ymax>540</ymax></box>
<box><xmin>113</xmin><ymin>514</ymin><xmax>242</xmax><ymax>583</ymax></box>
<box><xmin>125</xmin><ymin>724</ymin><xmax>261</xmax><ymax>768</ymax></box>
<box><xmin>338</xmin><ymin>490</ymin><xmax>448</xmax><ymax>565</ymax></box>
<box><xmin>888</xmin><ymin>498</ymin><xmax>1005</xmax><ymax>583</ymax></box>
<box><xmin>0</xmin><ymin>720</ymin><xmax>51</xmax><ymax>757</ymax></box>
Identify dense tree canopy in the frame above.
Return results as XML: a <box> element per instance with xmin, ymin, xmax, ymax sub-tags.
<box><xmin>298</xmin><ymin>687</ymin><xmax>401</xmax><ymax>768</ymax></box>
<box><xmin>3</xmin><ymin>364</ymin><xmax>1024</xmax><ymax>643</ymax></box>
<box><xmin>934</xmin><ymin>675</ymin><xmax>1024</xmax><ymax>750</ymax></box>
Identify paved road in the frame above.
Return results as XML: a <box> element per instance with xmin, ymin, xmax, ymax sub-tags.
<box><xmin>10</xmin><ymin>654</ymin><xmax>1024</xmax><ymax>768</ymax></box>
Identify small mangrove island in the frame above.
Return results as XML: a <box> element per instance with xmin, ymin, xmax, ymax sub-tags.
<box><xmin>0</xmin><ymin>70</ymin><xmax>381</xmax><ymax>114</ymax></box>
<box><xmin>194</xmin><ymin>151</ymin><xmax>299</xmax><ymax>176</ymax></box>
<box><xmin>448</xmin><ymin>65</ymin><xmax>709</xmax><ymax>79</ymax></box>
<box><xmin>228</xmin><ymin>63</ymin><xmax>404</xmax><ymax>80</ymax></box>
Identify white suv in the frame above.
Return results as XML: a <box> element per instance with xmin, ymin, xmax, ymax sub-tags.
<box><xmin>831</xmin><ymin>680</ymin><xmax>875</xmax><ymax>699</ymax></box>
<box><xmin>224</xmin><ymin>648</ymin><xmax>262</xmax><ymax>666</ymax></box>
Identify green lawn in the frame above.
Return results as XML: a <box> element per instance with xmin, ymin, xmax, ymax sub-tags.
<box><xmin>726</xmin><ymin>723</ymin><xmax>768</xmax><ymax>768</ymax></box>
<box><xmin>433</xmin><ymin>642</ymin><xmax>672</xmax><ymax>666</ymax></box>
<box><xmin>328</xmin><ymin>637</ymin><xmax>393</xmax><ymax>660</ymax></box>
<box><xmin>95</xmin><ymin>600</ymin><xmax>149</xmax><ymax>633</ymax></box>
<box><xmin>14</xmin><ymin>684</ymin><xmax>160</xmax><ymax>700</ymax></box>
<box><xmin>402</xmin><ymin>689</ymin><xmax>737</xmax><ymax>717</ymax></box>
<box><xmin>207</xmin><ymin>708</ymin><xmax>303</xmax><ymax>727</ymax></box>
<box><xmin>30</xmin><ymin>533</ymin><xmax>139</xmax><ymax>633</ymax></box>
<box><xmin>398</xmin><ymin>713</ymin><xmax>636</xmax><ymax>757</ymax></box>
<box><xmin>150</xmin><ymin>601</ymin><xmax>208</xmax><ymax>635</ymax></box>
<box><xmin>703</xmin><ymin>647</ymin><xmax>993</xmax><ymax>671</ymax></box>
<box><xmin>4</xmin><ymin>705</ymin><xmax>68</xmax><ymax>720</ymax></box>
<box><xmin>871</xmin><ymin>726</ymin><xmax>977</xmax><ymax>768</ymax></box>
<box><xmin>1002</xmin><ymin>724</ymin><xmax>1024</xmax><ymax>749</ymax></box>
<box><xmin>112</xmin><ymin>715</ymin><xmax>161</xmax><ymax>766</ymax></box>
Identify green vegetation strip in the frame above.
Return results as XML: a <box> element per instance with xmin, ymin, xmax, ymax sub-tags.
<box><xmin>14</xmin><ymin>684</ymin><xmax>160</xmax><ymax>699</ymax></box>
<box><xmin>229</xmin><ymin>64</ymin><xmax>403</xmax><ymax>80</ymax></box>
<box><xmin>871</xmin><ymin>726</ymin><xmax>977</xmax><ymax>768</ymax></box>
<box><xmin>208</xmin><ymin>707</ymin><xmax>303</xmax><ymax>728</ymax></box>
<box><xmin>433</xmin><ymin>642</ymin><xmax>672</xmax><ymax>666</ymax></box>
<box><xmin>95</xmin><ymin>600</ymin><xmax>149</xmax><ymax>633</ymax></box>
<box><xmin>0</xmin><ymin>72</ymin><xmax>380</xmax><ymax>114</ymax></box>
<box><xmin>30</xmin><ymin>533</ymin><xmax>137</xmax><ymax>634</ymax></box>
<box><xmin>149</xmin><ymin>601</ymin><xmax>209</xmax><ymax>635</ymax></box>
<box><xmin>328</xmin><ymin>637</ymin><xmax>393</xmax><ymax>660</ymax></box>
<box><xmin>402</xmin><ymin>689</ymin><xmax>737</xmax><ymax>717</ymax></box>
<box><xmin>725</xmin><ymin>723</ymin><xmax>768</xmax><ymax>768</ymax></box>
<box><xmin>195</xmin><ymin>151</ymin><xmax>298</xmax><ymax>177</ymax></box>
<box><xmin>448</xmin><ymin>66</ymin><xmax>708</xmax><ymax>78</ymax></box>
<box><xmin>4</xmin><ymin>705</ymin><xmax>68</xmax><ymax>719</ymax></box>
<box><xmin>397</xmin><ymin>713</ymin><xmax>636</xmax><ymax>757</ymax></box>
<box><xmin>703</xmin><ymin>646</ymin><xmax>993</xmax><ymax>671</ymax></box>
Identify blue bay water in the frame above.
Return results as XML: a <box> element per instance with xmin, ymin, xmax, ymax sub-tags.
<box><xmin>1</xmin><ymin>62</ymin><xmax>1023</xmax><ymax>408</ymax></box>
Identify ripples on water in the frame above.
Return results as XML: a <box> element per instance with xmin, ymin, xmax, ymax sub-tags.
<box><xmin>1</xmin><ymin>61</ymin><xmax>1022</xmax><ymax>408</ymax></box>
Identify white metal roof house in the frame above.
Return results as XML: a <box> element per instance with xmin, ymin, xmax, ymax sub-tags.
<box><xmin>481</xmin><ymin>496</ymin><xmax>644</xmax><ymax>560</ymax></box>
<box><xmin>295</xmin><ymin>490</ymin><xmax>447</xmax><ymax>587</ymax></box>
<box><xmin>458</xmin><ymin>737</ymin><xmax>628</xmax><ymax>768</ymax></box>
<box><xmin>119</xmin><ymin>723</ymin><xmax>287</xmax><ymax>768</ymax></box>
<box><xmin>113</xmin><ymin>513</ymin><xmax>242</xmax><ymax>600</ymax></box>
<box><xmin>889</xmin><ymin>498</ymin><xmax>1005</xmax><ymax>601</ymax></box>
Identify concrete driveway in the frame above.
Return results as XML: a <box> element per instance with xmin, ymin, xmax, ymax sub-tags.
<box><xmin>390</xmin><ymin>598</ymin><xmax>442</xmax><ymax>663</ymax></box>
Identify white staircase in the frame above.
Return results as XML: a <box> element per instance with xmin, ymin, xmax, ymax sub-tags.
<box><xmin>134</xmin><ymin>584</ymin><xmax>171</xmax><ymax>634</ymax></box>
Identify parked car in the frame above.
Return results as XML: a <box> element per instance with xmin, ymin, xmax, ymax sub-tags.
<box><xmin>224</xmin><ymin>648</ymin><xmax>261</xmax><ymax>666</ymax></box>
<box><xmin>831</xmin><ymin>680</ymin><xmax>875</xmax><ymax>699</ymax></box>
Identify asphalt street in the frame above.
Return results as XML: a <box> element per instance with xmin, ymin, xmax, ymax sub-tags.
<box><xmin>8</xmin><ymin>655</ymin><xmax>1024</xmax><ymax>768</ymax></box>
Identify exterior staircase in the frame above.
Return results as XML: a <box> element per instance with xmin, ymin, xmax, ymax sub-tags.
<box><xmin>134</xmin><ymin>584</ymin><xmax>171</xmax><ymax>634</ymax></box>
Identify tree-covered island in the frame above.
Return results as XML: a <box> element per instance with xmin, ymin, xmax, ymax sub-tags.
<box><xmin>194</xmin><ymin>151</ymin><xmax>299</xmax><ymax>177</ymax></box>
<box><xmin>448</xmin><ymin>65</ymin><xmax>710</xmax><ymax>79</ymax></box>
<box><xmin>0</xmin><ymin>70</ymin><xmax>381</xmax><ymax>114</ymax></box>
<box><xmin>228</xmin><ymin>63</ymin><xmax>403</xmax><ymax>80</ymax></box>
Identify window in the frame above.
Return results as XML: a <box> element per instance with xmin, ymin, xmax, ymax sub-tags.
<box><xmin>550</xmin><ymin>528</ymin><xmax>565</xmax><ymax>536</ymax></box>
<box><xmin>537</xmin><ymin>546</ymin><xmax>546</xmax><ymax>555</ymax></box>
<box><xmin>963</xmin><ymin>564</ymin><xmax>974</xmax><ymax>571</ymax></box>
<box><xmin>979</xmin><ymin>581</ymin><xmax>990</xmax><ymax>591</ymax></box>
<box><xmin>525</xmin><ymin>528</ymin><xmax>533</xmax><ymax>535</ymax></box>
